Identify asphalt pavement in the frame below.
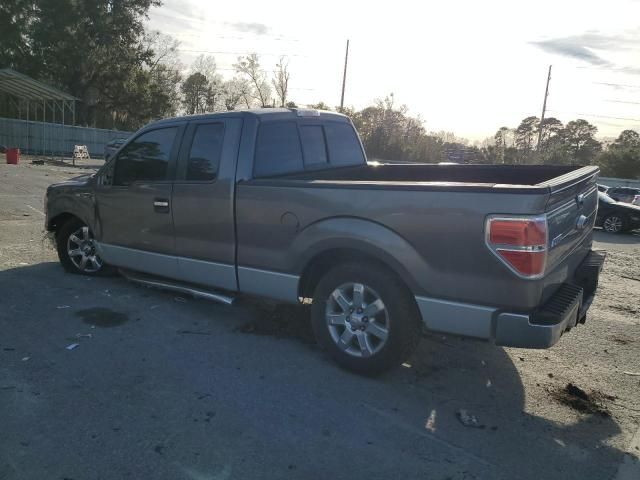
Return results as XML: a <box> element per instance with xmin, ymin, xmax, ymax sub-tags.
<box><xmin>1</xmin><ymin>160</ymin><xmax>639</xmax><ymax>480</ymax></box>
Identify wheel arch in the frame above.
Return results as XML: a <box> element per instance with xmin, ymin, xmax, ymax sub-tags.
<box><xmin>293</xmin><ymin>217</ymin><xmax>430</xmax><ymax>299</ymax></box>
<box><xmin>47</xmin><ymin>212</ymin><xmax>82</xmax><ymax>233</ymax></box>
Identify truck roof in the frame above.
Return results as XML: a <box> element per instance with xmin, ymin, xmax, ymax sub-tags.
<box><xmin>150</xmin><ymin>108</ymin><xmax>348</xmax><ymax>127</ymax></box>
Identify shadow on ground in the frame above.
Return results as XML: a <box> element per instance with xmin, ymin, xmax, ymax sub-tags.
<box><xmin>0</xmin><ymin>262</ymin><xmax>629</xmax><ymax>480</ymax></box>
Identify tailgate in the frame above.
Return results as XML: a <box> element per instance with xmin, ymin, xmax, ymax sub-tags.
<box><xmin>541</xmin><ymin>166</ymin><xmax>599</xmax><ymax>270</ymax></box>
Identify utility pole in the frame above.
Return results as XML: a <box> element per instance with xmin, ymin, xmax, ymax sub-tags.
<box><xmin>339</xmin><ymin>39</ymin><xmax>349</xmax><ymax>112</ymax></box>
<box><xmin>537</xmin><ymin>65</ymin><xmax>552</xmax><ymax>149</ymax></box>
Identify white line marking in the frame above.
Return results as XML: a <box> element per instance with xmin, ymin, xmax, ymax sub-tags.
<box><xmin>25</xmin><ymin>204</ymin><xmax>45</xmax><ymax>216</ymax></box>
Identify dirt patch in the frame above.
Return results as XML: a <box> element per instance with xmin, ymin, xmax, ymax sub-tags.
<box><xmin>550</xmin><ymin>383</ymin><xmax>616</xmax><ymax>416</ymax></box>
<box><xmin>75</xmin><ymin>307</ymin><xmax>129</xmax><ymax>328</ymax></box>
<box><xmin>234</xmin><ymin>303</ymin><xmax>315</xmax><ymax>345</ymax></box>
<box><xmin>608</xmin><ymin>334</ymin><xmax>635</xmax><ymax>345</ymax></box>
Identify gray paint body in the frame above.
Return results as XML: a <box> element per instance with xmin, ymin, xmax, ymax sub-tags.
<box><xmin>45</xmin><ymin>109</ymin><xmax>601</xmax><ymax>347</ymax></box>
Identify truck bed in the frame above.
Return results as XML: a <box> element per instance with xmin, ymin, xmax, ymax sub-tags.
<box><xmin>266</xmin><ymin>163</ymin><xmax>595</xmax><ymax>193</ymax></box>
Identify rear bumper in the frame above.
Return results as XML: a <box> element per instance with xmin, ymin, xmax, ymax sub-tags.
<box><xmin>415</xmin><ymin>250</ymin><xmax>606</xmax><ymax>348</ymax></box>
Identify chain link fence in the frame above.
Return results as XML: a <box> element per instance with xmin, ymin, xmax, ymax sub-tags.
<box><xmin>0</xmin><ymin>117</ymin><xmax>132</xmax><ymax>158</ymax></box>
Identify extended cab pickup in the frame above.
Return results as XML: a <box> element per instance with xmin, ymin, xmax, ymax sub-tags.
<box><xmin>45</xmin><ymin>109</ymin><xmax>605</xmax><ymax>374</ymax></box>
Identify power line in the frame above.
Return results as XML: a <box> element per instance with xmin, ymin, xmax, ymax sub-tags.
<box><xmin>547</xmin><ymin>110</ymin><xmax>640</xmax><ymax>122</ymax></box>
<box><xmin>177</xmin><ymin>49</ymin><xmax>306</xmax><ymax>57</ymax></box>
<box><xmin>594</xmin><ymin>82</ymin><xmax>640</xmax><ymax>89</ymax></box>
<box><xmin>605</xmin><ymin>99</ymin><xmax>640</xmax><ymax>105</ymax></box>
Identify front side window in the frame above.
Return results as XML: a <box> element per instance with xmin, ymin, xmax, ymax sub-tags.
<box><xmin>254</xmin><ymin>122</ymin><xmax>303</xmax><ymax>177</ymax></box>
<box><xmin>187</xmin><ymin>123</ymin><xmax>225</xmax><ymax>181</ymax></box>
<box><xmin>114</xmin><ymin>127</ymin><xmax>177</xmax><ymax>185</ymax></box>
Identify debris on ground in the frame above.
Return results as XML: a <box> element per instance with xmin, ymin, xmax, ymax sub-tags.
<box><xmin>65</xmin><ymin>343</ymin><xmax>79</xmax><ymax>351</ymax></box>
<box><xmin>234</xmin><ymin>304</ymin><xmax>315</xmax><ymax>345</ymax></box>
<box><xmin>456</xmin><ymin>409</ymin><xmax>485</xmax><ymax>428</ymax></box>
<box><xmin>75</xmin><ymin>308</ymin><xmax>128</xmax><ymax>328</ymax></box>
<box><xmin>176</xmin><ymin>330</ymin><xmax>212</xmax><ymax>336</ymax></box>
<box><xmin>550</xmin><ymin>383</ymin><xmax>613</xmax><ymax>416</ymax></box>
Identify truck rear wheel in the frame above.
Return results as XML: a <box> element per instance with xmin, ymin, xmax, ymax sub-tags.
<box><xmin>311</xmin><ymin>263</ymin><xmax>422</xmax><ymax>375</ymax></box>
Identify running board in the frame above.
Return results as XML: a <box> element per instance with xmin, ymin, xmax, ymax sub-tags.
<box><xmin>119</xmin><ymin>269</ymin><xmax>235</xmax><ymax>305</ymax></box>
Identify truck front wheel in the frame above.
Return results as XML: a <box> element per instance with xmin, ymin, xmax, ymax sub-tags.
<box><xmin>311</xmin><ymin>263</ymin><xmax>422</xmax><ymax>375</ymax></box>
<box><xmin>56</xmin><ymin>218</ymin><xmax>109</xmax><ymax>275</ymax></box>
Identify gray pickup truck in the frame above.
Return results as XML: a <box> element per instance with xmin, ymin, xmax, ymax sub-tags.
<box><xmin>45</xmin><ymin>109</ymin><xmax>605</xmax><ymax>374</ymax></box>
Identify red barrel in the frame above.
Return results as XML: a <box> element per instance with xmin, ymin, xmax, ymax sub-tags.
<box><xmin>6</xmin><ymin>148</ymin><xmax>20</xmax><ymax>165</ymax></box>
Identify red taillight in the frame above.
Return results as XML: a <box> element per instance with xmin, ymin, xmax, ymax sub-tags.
<box><xmin>495</xmin><ymin>250</ymin><xmax>546</xmax><ymax>276</ymax></box>
<box><xmin>486</xmin><ymin>216</ymin><xmax>548</xmax><ymax>278</ymax></box>
<box><xmin>489</xmin><ymin>219</ymin><xmax>546</xmax><ymax>246</ymax></box>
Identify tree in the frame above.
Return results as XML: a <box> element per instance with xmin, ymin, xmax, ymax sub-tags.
<box><xmin>309</xmin><ymin>101</ymin><xmax>332</xmax><ymax>110</ymax></box>
<box><xmin>192</xmin><ymin>54</ymin><xmax>218</xmax><ymax>81</ymax></box>
<box><xmin>613</xmin><ymin>130</ymin><xmax>640</xmax><ymax>149</ymax></box>
<box><xmin>181</xmin><ymin>73</ymin><xmax>209</xmax><ymax>115</ymax></box>
<box><xmin>233</xmin><ymin>53</ymin><xmax>271</xmax><ymax>107</ymax></box>
<box><xmin>222</xmin><ymin>77</ymin><xmax>251</xmax><ymax>110</ymax></box>
<box><xmin>538</xmin><ymin>117</ymin><xmax>563</xmax><ymax>146</ymax></box>
<box><xmin>598</xmin><ymin>130</ymin><xmax>640</xmax><ymax>178</ymax></box>
<box><xmin>562</xmin><ymin>119</ymin><xmax>601</xmax><ymax>164</ymax></box>
<box><xmin>494</xmin><ymin>127</ymin><xmax>509</xmax><ymax>163</ymax></box>
<box><xmin>0</xmin><ymin>0</ymin><xmax>178</xmax><ymax>129</ymax></box>
<box><xmin>272</xmin><ymin>56</ymin><xmax>290</xmax><ymax>107</ymax></box>
<box><xmin>514</xmin><ymin>116</ymin><xmax>539</xmax><ymax>161</ymax></box>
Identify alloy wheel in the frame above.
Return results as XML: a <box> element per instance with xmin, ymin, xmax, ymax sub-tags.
<box><xmin>67</xmin><ymin>226</ymin><xmax>103</xmax><ymax>273</ymax></box>
<box><xmin>325</xmin><ymin>282</ymin><xmax>390</xmax><ymax>358</ymax></box>
<box><xmin>603</xmin><ymin>216</ymin><xmax>623</xmax><ymax>233</ymax></box>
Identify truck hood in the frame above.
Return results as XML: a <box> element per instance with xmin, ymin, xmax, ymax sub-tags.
<box><xmin>48</xmin><ymin>173</ymin><xmax>94</xmax><ymax>190</ymax></box>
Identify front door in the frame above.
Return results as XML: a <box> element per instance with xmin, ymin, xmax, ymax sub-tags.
<box><xmin>94</xmin><ymin>124</ymin><xmax>184</xmax><ymax>278</ymax></box>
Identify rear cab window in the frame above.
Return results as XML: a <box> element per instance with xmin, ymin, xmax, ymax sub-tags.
<box><xmin>253</xmin><ymin>118</ymin><xmax>365</xmax><ymax>178</ymax></box>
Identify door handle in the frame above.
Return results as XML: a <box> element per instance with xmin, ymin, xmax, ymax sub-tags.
<box><xmin>153</xmin><ymin>198</ymin><xmax>170</xmax><ymax>213</ymax></box>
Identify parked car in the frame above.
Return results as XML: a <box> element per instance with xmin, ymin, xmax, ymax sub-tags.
<box><xmin>45</xmin><ymin>109</ymin><xmax>605</xmax><ymax>374</ymax></box>
<box><xmin>103</xmin><ymin>137</ymin><xmax>128</xmax><ymax>161</ymax></box>
<box><xmin>595</xmin><ymin>191</ymin><xmax>640</xmax><ymax>233</ymax></box>
<box><xmin>605</xmin><ymin>186</ymin><xmax>640</xmax><ymax>204</ymax></box>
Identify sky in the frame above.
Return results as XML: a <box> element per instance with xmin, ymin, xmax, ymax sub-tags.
<box><xmin>147</xmin><ymin>0</ymin><xmax>640</xmax><ymax>141</ymax></box>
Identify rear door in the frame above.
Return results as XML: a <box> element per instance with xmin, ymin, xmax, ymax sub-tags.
<box><xmin>94</xmin><ymin>124</ymin><xmax>183</xmax><ymax>277</ymax></box>
<box><xmin>171</xmin><ymin>117</ymin><xmax>243</xmax><ymax>291</ymax></box>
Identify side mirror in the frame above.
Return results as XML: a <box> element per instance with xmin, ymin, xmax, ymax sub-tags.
<box><xmin>97</xmin><ymin>159</ymin><xmax>115</xmax><ymax>187</ymax></box>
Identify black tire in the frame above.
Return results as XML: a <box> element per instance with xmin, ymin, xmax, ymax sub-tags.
<box><xmin>311</xmin><ymin>262</ymin><xmax>422</xmax><ymax>375</ymax></box>
<box><xmin>56</xmin><ymin>217</ymin><xmax>112</xmax><ymax>275</ymax></box>
<box><xmin>602</xmin><ymin>214</ymin><xmax>627</xmax><ymax>233</ymax></box>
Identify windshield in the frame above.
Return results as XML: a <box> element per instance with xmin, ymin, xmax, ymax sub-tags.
<box><xmin>598</xmin><ymin>191</ymin><xmax>616</xmax><ymax>204</ymax></box>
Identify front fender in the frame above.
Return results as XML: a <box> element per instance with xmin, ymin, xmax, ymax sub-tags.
<box><xmin>46</xmin><ymin>189</ymin><xmax>96</xmax><ymax>232</ymax></box>
<box><xmin>290</xmin><ymin>216</ymin><xmax>432</xmax><ymax>295</ymax></box>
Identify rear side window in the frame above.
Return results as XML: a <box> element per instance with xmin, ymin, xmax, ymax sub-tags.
<box><xmin>300</xmin><ymin>125</ymin><xmax>328</xmax><ymax>167</ymax></box>
<box><xmin>187</xmin><ymin>123</ymin><xmax>225</xmax><ymax>181</ymax></box>
<box><xmin>254</xmin><ymin>122</ymin><xmax>303</xmax><ymax>177</ymax></box>
<box><xmin>114</xmin><ymin>127</ymin><xmax>177</xmax><ymax>185</ymax></box>
<box><xmin>324</xmin><ymin>123</ymin><xmax>365</xmax><ymax>167</ymax></box>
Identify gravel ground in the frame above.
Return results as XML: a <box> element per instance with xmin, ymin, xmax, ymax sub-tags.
<box><xmin>1</xmin><ymin>159</ymin><xmax>639</xmax><ymax>480</ymax></box>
